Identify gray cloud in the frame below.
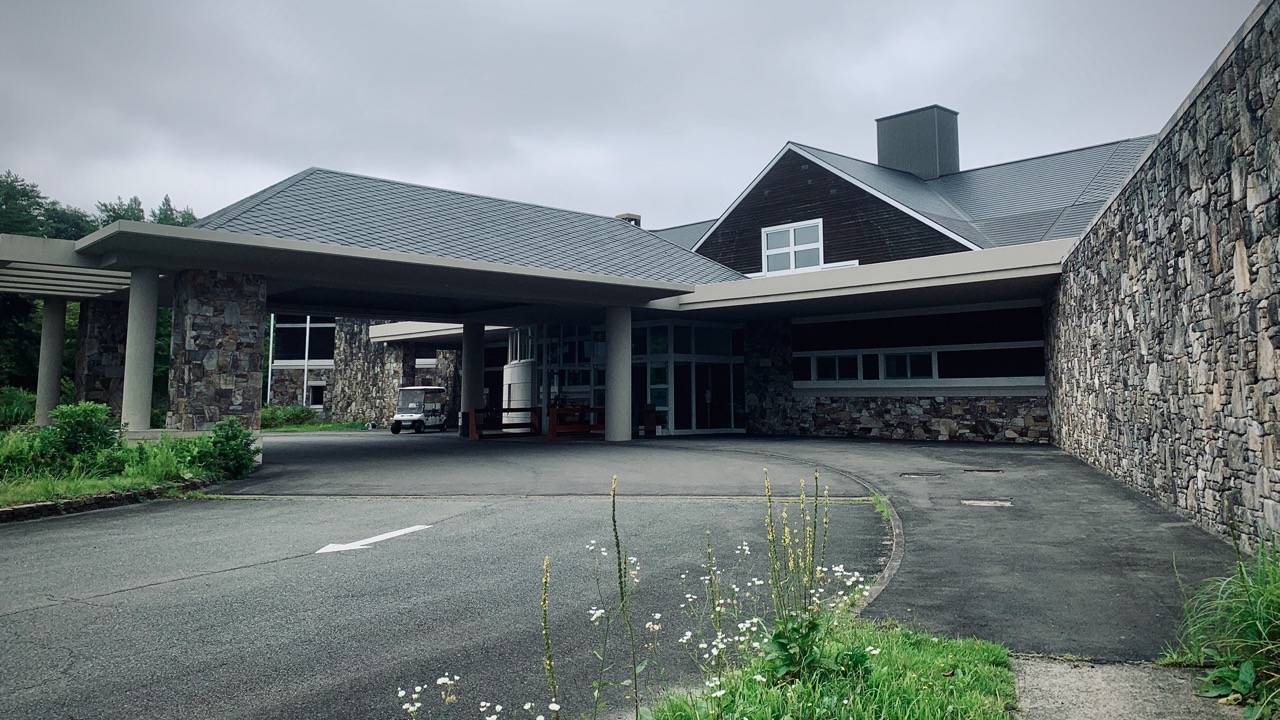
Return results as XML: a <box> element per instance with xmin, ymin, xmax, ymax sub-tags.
<box><xmin>0</xmin><ymin>0</ymin><xmax>1259</xmax><ymax>231</ymax></box>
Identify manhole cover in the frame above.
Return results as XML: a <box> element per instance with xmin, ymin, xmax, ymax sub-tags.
<box><xmin>900</xmin><ymin>472</ymin><xmax>941</xmax><ymax>478</ymax></box>
<box><xmin>963</xmin><ymin>469</ymin><xmax>1004</xmax><ymax>474</ymax></box>
<box><xmin>961</xmin><ymin>499</ymin><xmax>1013</xmax><ymax>507</ymax></box>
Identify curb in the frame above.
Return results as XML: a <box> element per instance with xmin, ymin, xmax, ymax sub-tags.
<box><xmin>0</xmin><ymin>479</ymin><xmax>216</xmax><ymax>524</ymax></box>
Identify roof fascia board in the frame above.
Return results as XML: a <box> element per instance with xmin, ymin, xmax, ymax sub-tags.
<box><xmin>788</xmin><ymin>145</ymin><xmax>983</xmax><ymax>251</ymax></box>
<box><xmin>1067</xmin><ymin>0</ymin><xmax>1276</xmax><ymax>257</ymax></box>
<box><xmin>78</xmin><ymin>221</ymin><xmax>696</xmax><ymax>297</ymax></box>
<box><xmin>690</xmin><ymin>146</ymin><xmax>794</xmax><ymax>253</ymax></box>
<box><xmin>672</xmin><ymin>238</ymin><xmax>1073</xmax><ymax>312</ymax></box>
<box><xmin>1</xmin><ymin>234</ymin><xmax>104</xmax><ymax>269</ymax></box>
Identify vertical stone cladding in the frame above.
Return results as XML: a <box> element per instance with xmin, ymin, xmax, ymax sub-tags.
<box><xmin>267</xmin><ymin>367</ymin><xmax>333</xmax><ymax>408</ymax></box>
<box><xmin>326</xmin><ymin>318</ymin><xmax>408</xmax><ymax>425</ymax></box>
<box><xmin>1047</xmin><ymin>1</ymin><xmax>1280</xmax><ymax>545</ymax></box>
<box><xmin>434</xmin><ymin>349</ymin><xmax>461</xmax><ymax>424</ymax></box>
<box><xmin>74</xmin><ymin>299</ymin><xmax>129</xmax><ymax>415</ymax></box>
<box><xmin>167</xmin><ymin>270</ymin><xmax>267</xmax><ymax>431</ymax></box>
<box><xmin>743</xmin><ymin>320</ymin><xmax>1051</xmax><ymax>442</ymax></box>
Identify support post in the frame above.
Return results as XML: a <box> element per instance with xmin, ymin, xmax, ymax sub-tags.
<box><xmin>121</xmin><ymin>268</ymin><xmax>159</xmax><ymax>431</ymax></box>
<box><xmin>34</xmin><ymin>298</ymin><xmax>67</xmax><ymax>426</ymax></box>
<box><xmin>605</xmin><ymin>306</ymin><xmax>632</xmax><ymax>442</ymax></box>
<box><xmin>460</xmin><ymin>322</ymin><xmax>485</xmax><ymax>427</ymax></box>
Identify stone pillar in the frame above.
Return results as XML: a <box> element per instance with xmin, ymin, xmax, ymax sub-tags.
<box><xmin>605</xmin><ymin>306</ymin><xmax>632</xmax><ymax>441</ymax></box>
<box><xmin>435</xmin><ymin>349</ymin><xmax>460</xmax><ymax>423</ymax></box>
<box><xmin>327</xmin><ymin>318</ymin><xmax>405</xmax><ymax>425</ymax></box>
<box><xmin>75</xmin><ymin>299</ymin><xmax>129</xmax><ymax>415</ymax></box>
<box><xmin>166</xmin><ymin>270</ymin><xmax>266</xmax><ymax>431</ymax></box>
<box><xmin>461</xmin><ymin>323</ymin><xmax>485</xmax><ymax>420</ymax></box>
<box><xmin>122</xmin><ymin>269</ymin><xmax>159</xmax><ymax>431</ymax></box>
<box><xmin>34</xmin><ymin>298</ymin><xmax>67</xmax><ymax>426</ymax></box>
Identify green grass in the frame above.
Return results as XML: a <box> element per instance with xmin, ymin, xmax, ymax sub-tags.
<box><xmin>261</xmin><ymin>421</ymin><xmax>368</xmax><ymax>433</ymax></box>
<box><xmin>0</xmin><ymin>468</ymin><xmax>179</xmax><ymax>506</ymax></box>
<box><xmin>1163</xmin><ymin>537</ymin><xmax>1280</xmax><ymax>718</ymax></box>
<box><xmin>649</xmin><ymin>619</ymin><xmax>1014</xmax><ymax>720</ymax></box>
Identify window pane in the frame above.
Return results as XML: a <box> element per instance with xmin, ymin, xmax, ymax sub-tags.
<box><xmin>649</xmin><ymin>363</ymin><xmax>668</xmax><ymax>386</ymax></box>
<box><xmin>275</xmin><ymin>314</ymin><xmax>306</xmax><ymax>325</ymax></box>
<box><xmin>632</xmin><ymin>328</ymin><xmax>646</xmax><ymax>356</ymax></box>
<box><xmin>838</xmin><ymin>356</ymin><xmax>858</xmax><ymax>379</ymax></box>
<box><xmin>649</xmin><ymin>387</ymin><xmax>669</xmax><ymax>407</ymax></box>
<box><xmin>766</xmin><ymin>230</ymin><xmax>790</xmax><ymax>250</ymax></box>
<box><xmin>766</xmin><ymin>253</ymin><xmax>791</xmax><ymax>272</ymax></box>
<box><xmin>695</xmin><ymin>328</ymin><xmax>732</xmax><ymax>355</ymax></box>
<box><xmin>309</xmin><ymin>316</ymin><xmax>336</xmax><ymax>325</ymax></box>
<box><xmin>937</xmin><ymin>347</ymin><xmax>1046</xmax><ymax>378</ymax></box>
<box><xmin>308</xmin><ymin>385</ymin><xmax>325</xmax><ymax>406</ymax></box>
<box><xmin>815</xmin><ymin>356</ymin><xmax>837</xmax><ymax>380</ymax></box>
<box><xmin>792</xmin><ymin>356</ymin><xmax>812</xmax><ymax>381</ymax></box>
<box><xmin>308</xmin><ymin>327</ymin><xmax>335</xmax><ymax>360</ymax></box>
<box><xmin>909</xmin><ymin>353</ymin><xmax>933</xmax><ymax>378</ymax></box>
<box><xmin>274</xmin><ymin>327</ymin><xmax>306</xmax><ymax>360</ymax></box>
<box><xmin>648</xmin><ymin>325</ymin><xmax>669</xmax><ymax>354</ymax></box>
<box><xmin>862</xmin><ymin>354</ymin><xmax>880</xmax><ymax>380</ymax></box>
<box><xmin>673</xmin><ymin>325</ymin><xmax>692</xmax><ymax>354</ymax></box>
<box><xmin>884</xmin><ymin>353</ymin><xmax>909</xmax><ymax>379</ymax></box>
<box><xmin>794</xmin><ymin>224</ymin><xmax>819</xmax><ymax>245</ymax></box>
<box><xmin>794</xmin><ymin>248</ymin><xmax>820</xmax><ymax>268</ymax></box>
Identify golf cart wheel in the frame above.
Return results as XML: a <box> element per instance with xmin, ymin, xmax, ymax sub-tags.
<box><xmin>436</xmin><ymin>423</ymin><xmax>447</xmax><ymax>433</ymax></box>
<box><xmin>413</xmin><ymin>421</ymin><xmax>425</xmax><ymax>434</ymax></box>
<box><xmin>390</xmin><ymin>421</ymin><xmax>402</xmax><ymax>434</ymax></box>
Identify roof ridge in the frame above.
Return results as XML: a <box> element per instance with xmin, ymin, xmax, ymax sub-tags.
<box><xmin>304</xmin><ymin>167</ymin><xmax>638</xmax><ymax>227</ymax></box>
<box><xmin>194</xmin><ymin>167</ymin><xmax>321</xmax><ymax>229</ymax></box>
<box><xmin>952</xmin><ymin>135</ymin><xmax>1158</xmax><ymax>175</ymax></box>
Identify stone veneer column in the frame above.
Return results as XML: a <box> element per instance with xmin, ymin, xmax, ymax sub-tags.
<box><xmin>166</xmin><ymin>270</ymin><xmax>266</xmax><ymax>431</ymax></box>
<box><xmin>75</xmin><ymin>299</ymin><xmax>130</xmax><ymax>416</ymax></box>
<box><xmin>327</xmin><ymin>318</ymin><xmax>408</xmax><ymax>426</ymax></box>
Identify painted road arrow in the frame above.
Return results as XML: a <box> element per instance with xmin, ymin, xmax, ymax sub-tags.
<box><xmin>315</xmin><ymin>525</ymin><xmax>432</xmax><ymax>554</ymax></box>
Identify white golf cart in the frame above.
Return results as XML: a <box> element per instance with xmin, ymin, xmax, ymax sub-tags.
<box><xmin>390</xmin><ymin>385</ymin><xmax>448</xmax><ymax>434</ymax></box>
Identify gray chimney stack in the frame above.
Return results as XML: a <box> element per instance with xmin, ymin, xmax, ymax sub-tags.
<box><xmin>616</xmin><ymin>213</ymin><xmax>641</xmax><ymax>228</ymax></box>
<box><xmin>875</xmin><ymin>105</ymin><xmax>959</xmax><ymax>180</ymax></box>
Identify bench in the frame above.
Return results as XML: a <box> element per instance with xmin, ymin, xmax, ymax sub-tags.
<box><xmin>547</xmin><ymin>406</ymin><xmax>605</xmax><ymax>441</ymax></box>
<box><xmin>467</xmin><ymin>407</ymin><xmax>542</xmax><ymax>439</ymax></box>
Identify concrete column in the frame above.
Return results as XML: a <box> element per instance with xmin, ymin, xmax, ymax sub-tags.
<box><xmin>605</xmin><ymin>306</ymin><xmax>632</xmax><ymax>442</ymax></box>
<box><xmin>121</xmin><ymin>268</ymin><xmax>159</xmax><ymax>431</ymax></box>
<box><xmin>460</xmin><ymin>323</ymin><xmax>485</xmax><ymax>419</ymax></box>
<box><xmin>34</xmin><ymin>298</ymin><xmax>67</xmax><ymax>426</ymax></box>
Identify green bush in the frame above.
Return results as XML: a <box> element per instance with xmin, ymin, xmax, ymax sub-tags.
<box><xmin>48</xmin><ymin>401</ymin><xmax>122</xmax><ymax>459</ymax></box>
<box><xmin>260</xmin><ymin>404</ymin><xmax>316</xmax><ymax>428</ymax></box>
<box><xmin>0</xmin><ymin>387</ymin><xmax>36</xmax><ymax>430</ymax></box>
<box><xmin>183</xmin><ymin>418</ymin><xmax>259</xmax><ymax>480</ymax></box>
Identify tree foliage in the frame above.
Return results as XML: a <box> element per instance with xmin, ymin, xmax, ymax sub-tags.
<box><xmin>95</xmin><ymin>195</ymin><xmax>145</xmax><ymax>224</ymax></box>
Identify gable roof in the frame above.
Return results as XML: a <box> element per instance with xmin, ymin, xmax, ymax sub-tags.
<box><xmin>650</xmin><ymin>219</ymin><xmax>716</xmax><ymax>250</ymax></box>
<box><xmin>194</xmin><ymin>168</ymin><xmax>743</xmax><ymax>285</ymax></box>
<box><xmin>692</xmin><ymin>135</ymin><xmax>1155</xmax><ymax>253</ymax></box>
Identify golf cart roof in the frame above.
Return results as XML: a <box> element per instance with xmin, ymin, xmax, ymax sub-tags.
<box><xmin>399</xmin><ymin>386</ymin><xmax>446</xmax><ymax>392</ymax></box>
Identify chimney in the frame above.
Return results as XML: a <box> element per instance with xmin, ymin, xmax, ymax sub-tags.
<box><xmin>875</xmin><ymin>105</ymin><xmax>959</xmax><ymax>180</ymax></box>
<box><xmin>616</xmin><ymin>213</ymin><xmax>641</xmax><ymax>228</ymax></box>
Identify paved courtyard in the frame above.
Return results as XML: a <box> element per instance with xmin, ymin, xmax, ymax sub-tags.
<box><xmin>0</xmin><ymin>433</ymin><xmax>1238</xmax><ymax>719</ymax></box>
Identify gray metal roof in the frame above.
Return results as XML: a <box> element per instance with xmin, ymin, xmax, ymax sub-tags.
<box><xmin>650</xmin><ymin>219</ymin><xmax>716</xmax><ymax>250</ymax></box>
<box><xmin>793</xmin><ymin>135</ymin><xmax>1155</xmax><ymax>249</ymax></box>
<box><xmin>194</xmin><ymin>168</ymin><xmax>743</xmax><ymax>285</ymax></box>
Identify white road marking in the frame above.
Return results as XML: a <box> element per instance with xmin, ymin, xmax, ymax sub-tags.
<box><xmin>315</xmin><ymin>524</ymin><xmax>432</xmax><ymax>554</ymax></box>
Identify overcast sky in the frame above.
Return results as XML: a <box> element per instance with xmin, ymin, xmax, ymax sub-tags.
<box><xmin>0</xmin><ymin>0</ymin><xmax>1261</xmax><ymax>231</ymax></box>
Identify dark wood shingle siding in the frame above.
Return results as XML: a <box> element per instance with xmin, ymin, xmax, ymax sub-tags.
<box><xmin>696</xmin><ymin>150</ymin><xmax>970</xmax><ymax>273</ymax></box>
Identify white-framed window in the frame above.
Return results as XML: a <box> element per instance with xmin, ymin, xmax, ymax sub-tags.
<box><xmin>761</xmin><ymin>219</ymin><xmax>823</xmax><ymax>275</ymax></box>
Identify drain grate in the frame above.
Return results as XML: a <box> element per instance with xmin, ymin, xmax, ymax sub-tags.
<box><xmin>963</xmin><ymin>469</ymin><xmax>1004</xmax><ymax>474</ymax></box>
<box><xmin>961</xmin><ymin>499</ymin><xmax>1012</xmax><ymax>507</ymax></box>
<box><xmin>900</xmin><ymin>472</ymin><xmax>941</xmax><ymax>478</ymax></box>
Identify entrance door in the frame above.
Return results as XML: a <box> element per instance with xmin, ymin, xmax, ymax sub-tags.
<box><xmin>694</xmin><ymin>362</ymin><xmax>733</xmax><ymax>430</ymax></box>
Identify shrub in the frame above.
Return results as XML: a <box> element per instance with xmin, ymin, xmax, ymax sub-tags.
<box><xmin>260</xmin><ymin>404</ymin><xmax>316</xmax><ymax>428</ymax></box>
<box><xmin>0</xmin><ymin>387</ymin><xmax>36</xmax><ymax>430</ymax></box>
<box><xmin>184</xmin><ymin>418</ymin><xmax>259</xmax><ymax>480</ymax></box>
<box><xmin>48</xmin><ymin>401</ymin><xmax>122</xmax><ymax>459</ymax></box>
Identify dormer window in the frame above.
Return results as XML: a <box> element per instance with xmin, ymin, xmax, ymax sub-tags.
<box><xmin>762</xmin><ymin>219</ymin><xmax>823</xmax><ymax>275</ymax></box>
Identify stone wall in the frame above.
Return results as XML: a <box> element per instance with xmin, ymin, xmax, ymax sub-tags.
<box><xmin>167</xmin><ymin>270</ymin><xmax>267</xmax><ymax>431</ymax></box>
<box><xmin>434</xmin><ymin>349</ymin><xmax>460</xmax><ymax>424</ymax></box>
<box><xmin>327</xmin><ymin>318</ymin><xmax>410</xmax><ymax>425</ymax></box>
<box><xmin>744</xmin><ymin>320</ymin><xmax>1051</xmax><ymax>442</ymax></box>
<box><xmin>1047</xmin><ymin>1</ymin><xmax>1280</xmax><ymax>544</ymax></box>
<box><xmin>268</xmin><ymin>367</ymin><xmax>334</xmax><ymax>408</ymax></box>
<box><xmin>74</xmin><ymin>298</ymin><xmax>129</xmax><ymax>415</ymax></box>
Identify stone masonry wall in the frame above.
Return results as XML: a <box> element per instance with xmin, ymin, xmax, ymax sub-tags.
<box><xmin>167</xmin><ymin>270</ymin><xmax>267</xmax><ymax>431</ymax></box>
<box><xmin>327</xmin><ymin>318</ymin><xmax>409</xmax><ymax>426</ymax></box>
<box><xmin>744</xmin><ymin>320</ymin><xmax>1051</xmax><ymax>442</ymax></box>
<box><xmin>1047</xmin><ymin>1</ymin><xmax>1280</xmax><ymax>544</ymax></box>
<box><xmin>74</xmin><ymin>298</ymin><xmax>129</xmax><ymax>416</ymax></box>
<box><xmin>268</xmin><ymin>367</ymin><xmax>334</xmax><ymax>408</ymax></box>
